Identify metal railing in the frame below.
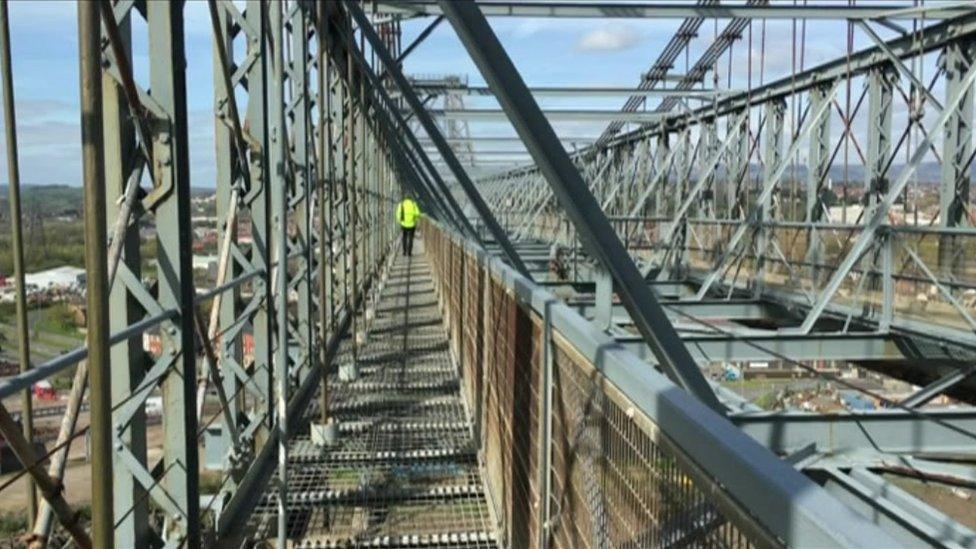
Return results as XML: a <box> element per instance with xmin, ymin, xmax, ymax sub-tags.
<box><xmin>423</xmin><ymin>220</ymin><xmax>899</xmax><ymax>548</ymax></box>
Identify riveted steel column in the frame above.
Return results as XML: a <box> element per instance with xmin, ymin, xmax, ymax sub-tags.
<box><xmin>728</xmin><ymin>109</ymin><xmax>750</xmax><ymax>219</ymax></box>
<box><xmin>358</xmin><ymin>42</ymin><xmax>368</xmax><ymax>299</ymax></box>
<box><xmin>268</xmin><ymin>0</ymin><xmax>289</xmax><ymax>544</ymax></box>
<box><xmin>211</xmin><ymin>0</ymin><xmax>275</xmax><ymax>494</ymax></box>
<box><xmin>290</xmin><ymin>3</ymin><xmax>314</xmax><ymax>384</ymax></box>
<box><xmin>336</xmin><ymin>48</ymin><xmax>350</xmax><ymax>324</ymax></box>
<box><xmin>243</xmin><ymin>0</ymin><xmax>272</xmax><ymax>445</ymax></box>
<box><xmin>317</xmin><ymin>0</ymin><xmax>333</xmax><ymax>424</ymax></box>
<box><xmin>148</xmin><ymin>1</ymin><xmax>200</xmax><ymax>542</ymax></box>
<box><xmin>865</xmin><ymin>66</ymin><xmax>895</xmax><ymax>209</ymax></box>
<box><xmin>938</xmin><ymin>39</ymin><xmax>974</xmax><ymax>280</ymax></box>
<box><xmin>210</xmin><ymin>0</ymin><xmax>241</xmax><ymax>491</ymax></box>
<box><xmin>862</xmin><ymin>67</ymin><xmax>895</xmax><ymax>322</ymax></box>
<box><xmin>756</xmin><ymin>99</ymin><xmax>785</xmax><ymax>298</ymax></box>
<box><xmin>653</xmin><ymin>131</ymin><xmax>670</xmax><ymax>217</ymax></box>
<box><xmin>806</xmin><ymin>85</ymin><xmax>832</xmax><ymax>285</ymax></box>
<box><xmin>346</xmin><ymin>37</ymin><xmax>360</xmax><ymax>364</ymax></box>
<box><xmin>101</xmin><ymin>8</ymin><xmax>149</xmax><ymax>545</ymax></box>
<box><xmin>78</xmin><ymin>1</ymin><xmax>112</xmax><ymax>545</ymax></box>
<box><xmin>0</xmin><ymin>1</ymin><xmax>35</xmax><ymax>524</ymax></box>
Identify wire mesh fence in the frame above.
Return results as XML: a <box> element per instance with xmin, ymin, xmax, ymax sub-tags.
<box><xmin>424</xmin><ymin>221</ymin><xmax>771</xmax><ymax>549</ymax></box>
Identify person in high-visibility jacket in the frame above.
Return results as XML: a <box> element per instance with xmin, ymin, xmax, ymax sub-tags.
<box><xmin>395</xmin><ymin>195</ymin><xmax>422</xmax><ymax>256</ymax></box>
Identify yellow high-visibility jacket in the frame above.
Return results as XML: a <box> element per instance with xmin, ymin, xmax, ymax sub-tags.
<box><xmin>396</xmin><ymin>198</ymin><xmax>421</xmax><ymax>228</ymax></box>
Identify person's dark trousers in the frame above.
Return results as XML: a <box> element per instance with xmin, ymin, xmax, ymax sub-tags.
<box><xmin>401</xmin><ymin>227</ymin><xmax>416</xmax><ymax>255</ymax></box>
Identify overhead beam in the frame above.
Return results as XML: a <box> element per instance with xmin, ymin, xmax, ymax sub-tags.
<box><xmin>569</xmin><ymin>300</ymin><xmax>773</xmax><ymax>322</ymax></box>
<box><xmin>409</xmin><ymin>84</ymin><xmax>739</xmax><ymax>98</ymax></box>
<box><xmin>420</xmin><ymin>136</ymin><xmax>598</xmax><ymax>144</ymax></box>
<box><xmin>614</xmin><ymin>333</ymin><xmax>912</xmax><ymax>363</ymax></box>
<box><xmin>683</xmin><ymin>334</ymin><xmax>905</xmax><ymax>364</ymax></box>
<box><xmin>423</xmin><ymin>149</ymin><xmax>535</xmax><ymax>155</ymax></box>
<box><xmin>377</xmin><ymin>1</ymin><xmax>973</xmax><ymax>20</ymax></box>
<box><xmin>730</xmin><ymin>409</ymin><xmax>976</xmax><ymax>453</ymax></box>
<box><xmin>424</xmin><ymin>107</ymin><xmax>667</xmax><ymax>122</ymax></box>
<box><xmin>430</xmin><ymin>159</ymin><xmax>529</xmax><ymax>164</ymax></box>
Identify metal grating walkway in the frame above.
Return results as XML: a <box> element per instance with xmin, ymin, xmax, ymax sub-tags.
<box><xmin>248</xmin><ymin>243</ymin><xmax>498</xmax><ymax>547</ymax></box>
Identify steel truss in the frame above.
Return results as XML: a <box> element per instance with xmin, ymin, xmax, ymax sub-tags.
<box><xmin>0</xmin><ymin>0</ymin><xmax>420</xmax><ymax>546</ymax></box>
<box><xmin>431</xmin><ymin>1</ymin><xmax>976</xmax><ymax>547</ymax></box>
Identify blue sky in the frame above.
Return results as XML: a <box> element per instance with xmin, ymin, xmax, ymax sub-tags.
<box><xmin>0</xmin><ymin>1</ymin><xmax>930</xmax><ymax>187</ymax></box>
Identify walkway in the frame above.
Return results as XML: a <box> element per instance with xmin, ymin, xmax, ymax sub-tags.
<box><xmin>249</xmin><ymin>242</ymin><xmax>498</xmax><ymax>547</ymax></box>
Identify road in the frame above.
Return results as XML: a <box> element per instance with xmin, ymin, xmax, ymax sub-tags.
<box><xmin>0</xmin><ymin>319</ymin><xmax>84</xmax><ymax>366</ymax></box>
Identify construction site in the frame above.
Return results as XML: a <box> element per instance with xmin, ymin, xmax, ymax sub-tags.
<box><xmin>0</xmin><ymin>0</ymin><xmax>976</xmax><ymax>547</ymax></box>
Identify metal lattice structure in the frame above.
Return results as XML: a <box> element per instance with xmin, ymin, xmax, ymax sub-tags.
<box><xmin>0</xmin><ymin>1</ymin><xmax>974</xmax><ymax>548</ymax></box>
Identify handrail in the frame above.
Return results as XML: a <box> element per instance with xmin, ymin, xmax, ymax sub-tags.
<box><xmin>425</xmin><ymin>219</ymin><xmax>901</xmax><ymax>547</ymax></box>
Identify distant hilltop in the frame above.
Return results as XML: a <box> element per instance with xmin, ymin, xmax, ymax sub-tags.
<box><xmin>0</xmin><ymin>184</ymin><xmax>216</xmax><ymax>219</ymax></box>
<box><xmin>0</xmin><ymin>184</ymin><xmax>83</xmax><ymax>218</ymax></box>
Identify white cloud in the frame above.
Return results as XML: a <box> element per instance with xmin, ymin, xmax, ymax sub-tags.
<box><xmin>576</xmin><ymin>26</ymin><xmax>641</xmax><ymax>53</ymax></box>
<box><xmin>511</xmin><ymin>19</ymin><xmax>554</xmax><ymax>39</ymax></box>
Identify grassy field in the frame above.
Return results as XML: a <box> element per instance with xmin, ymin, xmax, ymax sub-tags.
<box><xmin>0</xmin><ymin>304</ymin><xmax>85</xmax><ymax>370</ymax></box>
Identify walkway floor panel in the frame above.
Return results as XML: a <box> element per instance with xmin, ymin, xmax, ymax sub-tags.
<box><xmin>249</xmin><ymin>245</ymin><xmax>497</xmax><ymax>547</ymax></box>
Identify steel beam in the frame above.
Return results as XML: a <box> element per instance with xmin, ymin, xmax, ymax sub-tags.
<box><xmin>805</xmin><ymin>85</ymin><xmax>832</xmax><ymax>286</ymax></box>
<box><xmin>731</xmin><ymin>409</ymin><xmax>976</xmax><ymax>453</ymax></box>
<box><xmin>755</xmin><ymin>99</ymin><xmax>786</xmax><ymax>297</ymax></box>
<box><xmin>938</xmin><ymin>38</ymin><xmax>975</xmax><ymax>280</ymax></box>
<box><xmin>420</xmin><ymin>136</ymin><xmax>598</xmax><ymax>144</ymax></box>
<box><xmin>570</xmin><ymin>300</ymin><xmax>775</xmax><ymax>322</ymax></box>
<box><xmin>439</xmin><ymin>0</ymin><xmax>723</xmax><ymax>411</ymax></box>
<box><xmin>425</xmin><ymin>107</ymin><xmax>667</xmax><ymax>122</ymax></box>
<box><xmin>668</xmin><ymin>333</ymin><xmax>905</xmax><ymax>363</ymax></box>
<box><xmin>244</xmin><ymin>0</ymin><xmax>273</xmax><ymax>452</ymax></box>
<box><xmin>149</xmin><ymin>2</ymin><xmax>200</xmax><ymax>543</ymax></box>
<box><xmin>100</xmin><ymin>7</ymin><xmax>151</xmax><ymax>544</ymax></box>
<box><xmin>268</xmin><ymin>1</ymin><xmax>289</xmax><ymax>543</ymax></box>
<box><xmin>78</xmin><ymin>2</ymin><xmax>112</xmax><ymax>546</ymax></box>
<box><xmin>410</xmin><ymin>84</ymin><xmax>739</xmax><ymax>98</ymax></box>
<box><xmin>0</xmin><ymin>0</ymin><xmax>35</xmax><ymax>524</ymax></box>
<box><xmin>822</xmin><ymin>467</ymin><xmax>976</xmax><ymax>547</ymax></box>
<box><xmin>376</xmin><ymin>1</ymin><xmax>973</xmax><ymax>20</ymax></box>
<box><xmin>208</xmin><ymin>0</ymin><xmax>242</xmax><ymax>497</ymax></box>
